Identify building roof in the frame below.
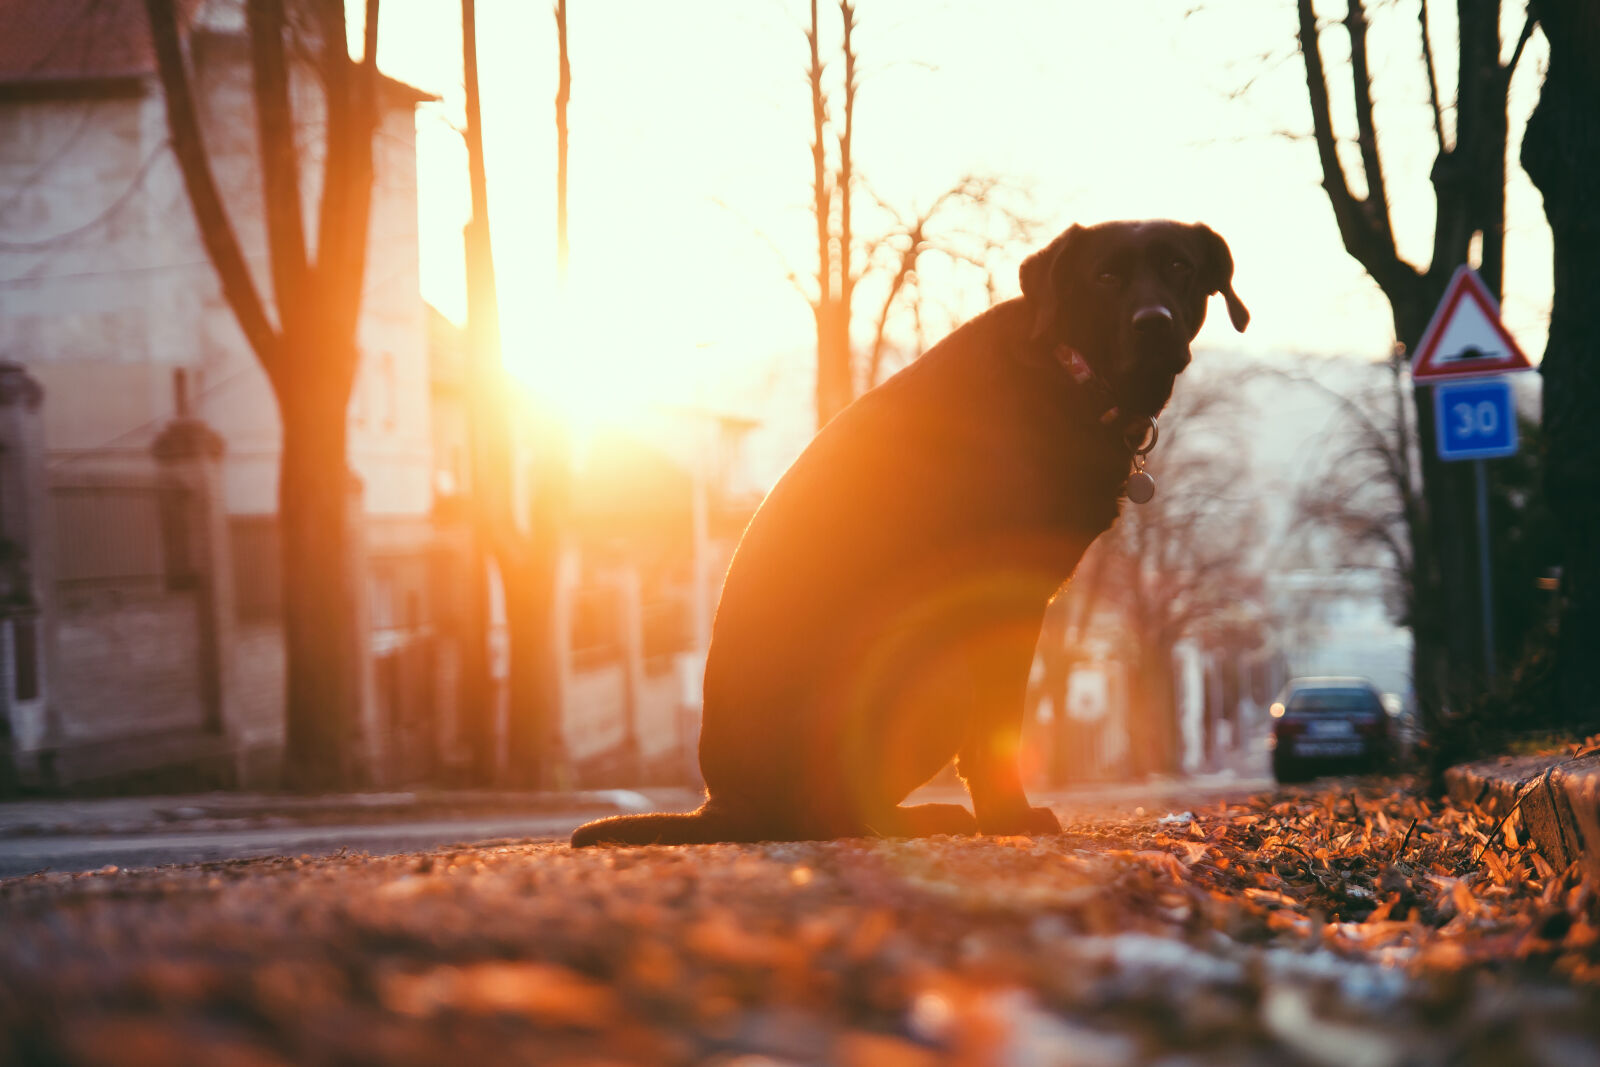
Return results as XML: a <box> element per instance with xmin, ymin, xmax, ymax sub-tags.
<box><xmin>0</xmin><ymin>0</ymin><xmax>435</xmax><ymax>103</ymax></box>
<box><xmin>0</xmin><ymin>0</ymin><xmax>203</xmax><ymax>86</ymax></box>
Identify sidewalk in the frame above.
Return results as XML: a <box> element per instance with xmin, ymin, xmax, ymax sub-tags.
<box><xmin>1</xmin><ymin>772</ymin><xmax>1278</xmax><ymax>840</ymax></box>
<box><xmin>0</xmin><ymin>787</ymin><xmax>681</xmax><ymax>839</ymax></box>
<box><xmin>1444</xmin><ymin>749</ymin><xmax>1600</xmax><ymax>881</ymax></box>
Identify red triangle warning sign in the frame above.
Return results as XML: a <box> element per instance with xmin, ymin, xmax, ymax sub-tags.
<box><xmin>1410</xmin><ymin>265</ymin><xmax>1533</xmax><ymax>382</ymax></box>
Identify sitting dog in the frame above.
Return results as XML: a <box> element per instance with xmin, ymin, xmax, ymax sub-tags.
<box><xmin>572</xmin><ymin>220</ymin><xmax>1249</xmax><ymax>846</ymax></box>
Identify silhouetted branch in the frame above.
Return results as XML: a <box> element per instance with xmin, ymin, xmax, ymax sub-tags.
<box><xmin>1419</xmin><ymin>0</ymin><xmax>1447</xmax><ymax>155</ymax></box>
<box><xmin>1346</xmin><ymin>1</ymin><xmax>1397</xmax><ymax>249</ymax></box>
<box><xmin>1296</xmin><ymin>0</ymin><xmax>1419</xmax><ymax>300</ymax></box>
<box><xmin>1505</xmin><ymin>10</ymin><xmax>1536</xmax><ymax>78</ymax></box>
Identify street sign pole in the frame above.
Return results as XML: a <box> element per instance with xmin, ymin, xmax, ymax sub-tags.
<box><xmin>1412</xmin><ymin>266</ymin><xmax>1532</xmax><ymax>683</ymax></box>
<box><xmin>1432</xmin><ymin>378</ymin><xmax>1517</xmax><ymax>679</ymax></box>
<box><xmin>1473</xmin><ymin>457</ymin><xmax>1495</xmax><ymax>681</ymax></box>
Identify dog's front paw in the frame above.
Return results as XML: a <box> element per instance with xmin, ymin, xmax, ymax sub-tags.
<box><xmin>979</xmin><ymin>805</ymin><xmax>1061</xmax><ymax>837</ymax></box>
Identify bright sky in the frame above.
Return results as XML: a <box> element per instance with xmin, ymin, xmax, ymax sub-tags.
<box><xmin>373</xmin><ymin>0</ymin><xmax>1551</xmax><ymax>445</ymax></box>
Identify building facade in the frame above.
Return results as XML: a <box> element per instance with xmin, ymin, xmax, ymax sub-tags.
<box><xmin>0</xmin><ymin>0</ymin><xmax>438</xmax><ymax>788</ymax></box>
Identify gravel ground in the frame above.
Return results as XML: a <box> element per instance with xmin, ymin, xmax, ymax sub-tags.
<box><xmin>2</xmin><ymin>779</ymin><xmax>1597</xmax><ymax>1066</ymax></box>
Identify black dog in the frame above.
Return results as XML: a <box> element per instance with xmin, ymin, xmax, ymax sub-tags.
<box><xmin>572</xmin><ymin>220</ymin><xmax>1248</xmax><ymax>846</ymax></box>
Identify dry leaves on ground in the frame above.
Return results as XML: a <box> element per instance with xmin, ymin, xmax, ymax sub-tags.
<box><xmin>2</xmin><ymin>777</ymin><xmax>1598</xmax><ymax>1065</ymax></box>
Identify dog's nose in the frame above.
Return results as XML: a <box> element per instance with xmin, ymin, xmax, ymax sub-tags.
<box><xmin>1133</xmin><ymin>306</ymin><xmax>1175</xmax><ymax>333</ymax></box>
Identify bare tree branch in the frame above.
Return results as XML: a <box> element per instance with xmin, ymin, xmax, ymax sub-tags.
<box><xmin>555</xmin><ymin>0</ymin><xmax>570</xmax><ymax>281</ymax></box>
<box><xmin>1419</xmin><ymin>0</ymin><xmax>1447</xmax><ymax>155</ymax></box>
<box><xmin>837</xmin><ymin>0</ymin><xmax>857</xmax><ymax>300</ymax></box>
<box><xmin>312</xmin><ymin>0</ymin><xmax>380</xmax><ymax>369</ymax></box>
<box><xmin>246</xmin><ymin>0</ymin><xmax>309</xmax><ymax>337</ymax></box>
<box><xmin>143</xmin><ymin>0</ymin><xmax>281</xmax><ymax>378</ymax></box>
<box><xmin>1296</xmin><ymin>0</ymin><xmax>1419</xmax><ymax>300</ymax></box>
<box><xmin>807</xmin><ymin>0</ymin><xmax>831</xmax><ymax>317</ymax></box>
<box><xmin>1346</xmin><ymin>0</ymin><xmax>1396</xmax><ymax>246</ymax></box>
<box><xmin>1505</xmin><ymin>9</ymin><xmax>1536</xmax><ymax>79</ymax></box>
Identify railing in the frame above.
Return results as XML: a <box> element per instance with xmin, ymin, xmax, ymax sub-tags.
<box><xmin>50</xmin><ymin>482</ymin><xmax>193</xmax><ymax>590</ymax></box>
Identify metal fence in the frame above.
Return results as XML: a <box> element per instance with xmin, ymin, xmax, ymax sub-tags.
<box><xmin>50</xmin><ymin>482</ymin><xmax>194</xmax><ymax>590</ymax></box>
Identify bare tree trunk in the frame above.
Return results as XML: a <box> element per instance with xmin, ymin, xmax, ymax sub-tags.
<box><xmin>145</xmin><ymin>0</ymin><xmax>381</xmax><ymax>790</ymax></box>
<box><xmin>460</xmin><ymin>0</ymin><xmax>567</xmax><ymax>788</ymax></box>
<box><xmin>1296</xmin><ymin>0</ymin><xmax>1519</xmax><ymax>727</ymax></box>
<box><xmin>807</xmin><ymin>0</ymin><xmax>844</xmax><ymax>429</ymax></box>
<box><xmin>555</xmin><ymin>0</ymin><xmax>570</xmax><ymax>282</ymax></box>
<box><xmin>1041</xmin><ymin>552</ymin><xmax>1107</xmax><ymax>786</ymax></box>
<box><xmin>277</xmin><ymin>369</ymin><xmax>360</xmax><ymax>787</ymax></box>
<box><xmin>1127</xmin><ymin>640</ymin><xmax>1178</xmax><ymax>779</ymax></box>
<box><xmin>832</xmin><ymin>1</ymin><xmax>857</xmax><ymax>405</ymax></box>
<box><xmin>1522</xmin><ymin>0</ymin><xmax>1600</xmax><ymax>725</ymax></box>
<box><xmin>458</xmin><ymin>0</ymin><xmax>497</xmax><ymax>781</ymax></box>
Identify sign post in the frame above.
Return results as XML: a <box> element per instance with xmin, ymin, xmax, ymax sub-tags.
<box><xmin>1410</xmin><ymin>267</ymin><xmax>1533</xmax><ymax>681</ymax></box>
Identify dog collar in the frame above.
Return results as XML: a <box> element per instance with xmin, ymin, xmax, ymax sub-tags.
<box><xmin>1053</xmin><ymin>344</ymin><xmax>1123</xmax><ymax>425</ymax></box>
<box><xmin>1053</xmin><ymin>343</ymin><xmax>1160</xmax><ymax>503</ymax></box>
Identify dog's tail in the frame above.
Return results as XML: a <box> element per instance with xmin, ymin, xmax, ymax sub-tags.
<box><xmin>570</xmin><ymin>802</ymin><xmax>762</xmax><ymax>847</ymax></box>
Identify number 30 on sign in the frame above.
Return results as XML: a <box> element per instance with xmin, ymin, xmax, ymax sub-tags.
<box><xmin>1433</xmin><ymin>378</ymin><xmax>1518</xmax><ymax>461</ymax></box>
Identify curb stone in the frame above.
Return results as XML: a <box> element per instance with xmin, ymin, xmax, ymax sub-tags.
<box><xmin>1444</xmin><ymin>752</ymin><xmax>1600</xmax><ymax>880</ymax></box>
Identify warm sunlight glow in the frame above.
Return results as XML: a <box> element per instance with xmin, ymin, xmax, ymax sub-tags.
<box><xmin>381</xmin><ymin>0</ymin><xmax>1550</xmax><ymax>473</ymax></box>
<box><xmin>515</xmin><ymin>279</ymin><xmax>670</xmax><ymax>438</ymax></box>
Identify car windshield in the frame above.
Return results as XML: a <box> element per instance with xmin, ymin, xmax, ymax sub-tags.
<box><xmin>1287</xmin><ymin>689</ymin><xmax>1382</xmax><ymax>714</ymax></box>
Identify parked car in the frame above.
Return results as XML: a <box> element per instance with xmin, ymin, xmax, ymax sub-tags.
<box><xmin>1268</xmin><ymin>677</ymin><xmax>1393</xmax><ymax>783</ymax></box>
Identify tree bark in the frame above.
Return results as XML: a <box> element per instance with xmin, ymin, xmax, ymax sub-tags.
<box><xmin>1521</xmin><ymin>0</ymin><xmax>1600</xmax><ymax>724</ymax></box>
<box><xmin>276</xmin><ymin>365</ymin><xmax>361</xmax><ymax>789</ymax></box>
<box><xmin>460</xmin><ymin>0</ymin><xmax>568</xmax><ymax>787</ymax></box>
<box><xmin>145</xmin><ymin>0</ymin><xmax>381</xmax><ymax>789</ymax></box>
<box><xmin>1127</xmin><ymin>640</ymin><xmax>1178</xmax><ymax>778</ymax></box>
<box><xmin>458</xmin><ymin>0</ymin><xmax>497</xmax><ymax>783</ymax></box>
<box><xmin>1296</xmin><ymin>0</ymin><xmax>1515</xmax><ymax>723</ymax></box>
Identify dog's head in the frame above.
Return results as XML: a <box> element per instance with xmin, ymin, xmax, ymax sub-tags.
<box><xmin>1019</xmin><ymin>220</ymin><xmax>1249</xmax><ymax>417</ymax></box>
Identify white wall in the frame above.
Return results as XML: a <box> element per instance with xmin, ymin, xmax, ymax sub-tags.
<box><xmin>0</xmin><ymin>41</ymin><xmax>434</xmax><ymax>520</ymax></box>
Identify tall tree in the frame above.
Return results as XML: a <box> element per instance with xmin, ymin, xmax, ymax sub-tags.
<box><xmin>456</xmin><ymin>0</ymin><xmax>496</xmax><ymax>781</ymax></box>
<box><xmin>807</xmin><ymin>0</ymin><xmax>856</xmax><ymax>428</ymax></box>
<box><xmin>1095</xmin><ymin>373</ymin><xmax>1270</xmax><ymax>777</ymax></box>
<box><xmin>801</xmin><ymin>1</ymin><xmax>1037</xmax><ymax>428</ymax></box>
<box><xmin>459</xmin><ymin>0</ymin><xmax>568</xmax><ymax>787</ymax></box>
<box><xmin>1520</xmin><ymin>2</ymin><xmax>1600</xmax><ymax>726</ymax></box>
<box><xmin>1296</xmin><ymin>0</ymin><xmax>1534</xmax><ymax>724</ymax></box>
<box><xmin>144</xmin><ymin>0</ymin><xmax>382</xmax><ymax>789</ymax></box>
<box><xmin>1279</xmin><ymin>355</ymin><xmax>1556</xmax><ymax>681</ymax></box>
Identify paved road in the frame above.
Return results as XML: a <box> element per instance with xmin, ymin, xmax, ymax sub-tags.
<box><xmin>0</xmin><ymin>813</ymin><xmax>607</xmax><ymax>877</ymax></box>
<box><xmin>8</xmin><ymin>773</ymin><xmax>1593</xmax><ymax>1067</ymax></box>
<box><xmin>0</xmin><ymin>773</ymin><xmax>1276</xmax><ymax>877</ymax></box>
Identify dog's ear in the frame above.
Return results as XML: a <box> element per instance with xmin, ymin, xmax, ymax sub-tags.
<box><xmin>1019</xmin><ymin>225</ymin><xmax>1084</xmax><ymax>345</ymax></box>
<box><xmin>1191</xmin><ymin>223</ymin><xmax>1250</xmax><ymax>332</ymax></box>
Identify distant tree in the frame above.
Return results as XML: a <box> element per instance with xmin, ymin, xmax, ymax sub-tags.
<box><xmin>144</xmin><ymin>0</ymin><xmax>382</xmax><ymax>789</ymax></box>
<box><xmin>1520</xmin><ymin>1</ymin><xmax>1600</xmax><ymax>726</ymax></box>
<box><xmin>1274</xmin><ymin>355</ymin><xmax>1422</xmax><ymax>636</ymax></box>
<box><xmin>801</xmin><ymin>0</ymin><xmax>1038</xmax><ymax>428</ymax></box>
<box><xmin>1295</xmin><ymin>0</ymin><xmax>1537</xmax><ymax>723</ymax></box>
<box><xmin>806</xmin><ymin>0</ymin><xmax>855</xmax><ymax>428</ymax></box>
<box><xmin>860</xmin><ymin>175</ymin><xmax>1039</xmax><ymax>390</ymax></box>
<box><xmin>1031</xmin><ymin>547</ymin><xmax>1109</xmax><ymax>785</ymax></box>
<box><xmin>1279</xmin><ymin>355</ymin><xmax>1560</xmax><ymax>707</ymax></box>
<box><xmin>1092</xmin><ymin>371</ymin><xmax>1272</xmax><ymax>777</ymax></box>
<box><xmin>455</xmin><ymin>0</ymin><xmax>495</xmax><ymax>781</ymax></box>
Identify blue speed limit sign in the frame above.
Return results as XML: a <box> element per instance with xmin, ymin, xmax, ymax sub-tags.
<box><xmin>1434</xmin><ymin>378</ymin><xmax>1518</xmax><ymax>461</ymax></box>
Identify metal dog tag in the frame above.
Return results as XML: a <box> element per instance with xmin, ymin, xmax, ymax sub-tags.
<box><xmin>1126</xmin><ymin>469</ymin><xmax>1156</xmax><ymax>504</ymax></box>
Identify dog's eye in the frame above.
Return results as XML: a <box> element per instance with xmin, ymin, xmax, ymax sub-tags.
<box><xmin>1168</xmin><ymin>258</ymin><xmax>1193</xmax><ymax>274</ymax></box>
<box><xmin>1096</xmin><ymin>270</ymin><xmax>1121</xmax><ymax>286</ymax></box>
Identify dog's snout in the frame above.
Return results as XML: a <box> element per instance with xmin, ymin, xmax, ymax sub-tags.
<box><xmin>1132</xmin><ymin>306</ymin><xmax>1175</xmax><ymax>333</ymax></box>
